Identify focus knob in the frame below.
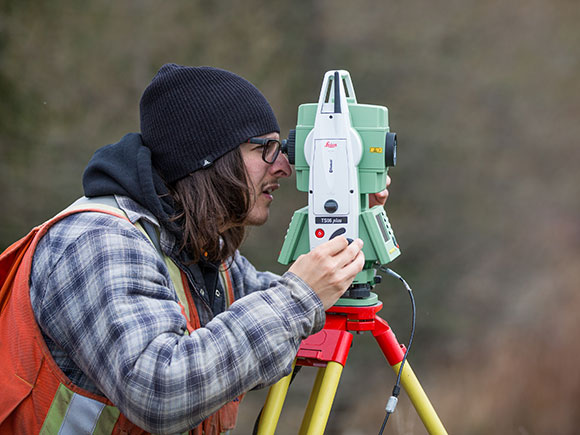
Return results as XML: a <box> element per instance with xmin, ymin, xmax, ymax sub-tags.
<box><xmin>282</xmin><ymin>129</ymin><xmax>296</xmax><ymax>165</ymax></box>
<box><xmin>385</xmin><ymin>132</ymin><xmax>397</xmax><ymax>167</ymax></box>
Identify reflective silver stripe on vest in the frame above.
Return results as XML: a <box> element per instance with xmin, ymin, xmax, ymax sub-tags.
<box><xmin>58</xmin><ymin>392</ymin><xmax>106</xmax><ymax>434</ymax></box>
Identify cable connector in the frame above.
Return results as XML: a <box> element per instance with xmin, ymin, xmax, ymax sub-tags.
<box><xmin>385</xmin><ymin>396</ymin><xmax>399</xmax><ymax>414</ymax></box>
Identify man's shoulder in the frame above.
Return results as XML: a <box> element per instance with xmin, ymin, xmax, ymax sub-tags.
<box><xmin>33</xmin><ymin>198</ymin><xmax>155</xmax><ymax>265</ymax></box>
<box><xmin>31</xmin><ymin>198</ymin><xmax>166</xmax><ymax>289</ymax></box>
<box><xmin>114</xmin><ymin>195</ymin><xmax>160</xmax><ymax>227</ymax></box>
<box><xmin>48</xmin><ymin>205</ymin><xmax>135</xmax><ymax>240</ymax></box>
<box><xmin>42</xmin><ymin>195</ymin><xmax>156</xmax><ymax>240</ymax></box>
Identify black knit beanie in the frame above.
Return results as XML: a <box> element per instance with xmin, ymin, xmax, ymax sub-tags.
<box><xmin>140</xmin><ymin>64</ymin><xmax>280</xmax><ymax>183</ymax></box>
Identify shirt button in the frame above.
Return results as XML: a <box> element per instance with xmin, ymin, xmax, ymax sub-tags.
<box><xmin>215</xmin><ymin>289</ymin><xmax>221</xmax><ymax>297</ymax></box>
<box><xmin>200</xmin><ymin>289</ymin><xmax>205</xmax><ymax>296</ymax></box>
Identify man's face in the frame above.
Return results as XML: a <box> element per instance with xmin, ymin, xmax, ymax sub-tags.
<box><xmin>240</xmin><ymin>132</ymin><xmax>292</xmax><ymax>226</ymax></box>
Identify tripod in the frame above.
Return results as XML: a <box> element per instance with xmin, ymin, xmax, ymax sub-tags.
<box><xmin>255</xmin><ymin>297</ymin><xmax>448</xmax><ymax>434</ymax></box>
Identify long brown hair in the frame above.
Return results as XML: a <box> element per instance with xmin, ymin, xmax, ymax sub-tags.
<box><xmin>168</xmin><ymin>147</ymin><xmax>252</xmax><ymax>264</ymax></box>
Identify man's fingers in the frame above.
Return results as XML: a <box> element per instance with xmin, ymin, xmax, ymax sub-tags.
<box><xmin>339</xmin><ymin>238</ymin><xmax>364</xmax><ymax>267</ymax></box>
<box><xmin>334</xmin><ymin>250</ymin><xmax>365</xmax><ymax>289</ymax></box>
<box><xmin>288</xmin><ymin>237</ymin><xmax>365</xmax><ymax>310</ymax></box>
<box><xmin>309</xmin><ymin>236</ymin><xmax>364</xmax><ymax>277</ymax></box>
<box><xmin>369</xmin><ymin>175</ymin><xmax>392</xmax><ymax>208</ymax></box>
<box><xmin>326</xmin><ymin>239</ymin><xmax>365</xmax><ymax>282</ymax></box>
<box><xmin>343</xmin><ymin>249</ymin><xmax>365</xmax><ymax>276</ymax></box>
<box><xmin>314</xmin><ymin>235</ymin><xmax>350</xmax><ymax>256</ymax></box>
<box><xmin>374</xmin><ymin>189</ymin><xmax>388</xmax><ymax>200</ymax></box>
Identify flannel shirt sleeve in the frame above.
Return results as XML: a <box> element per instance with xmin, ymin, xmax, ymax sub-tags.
<box><xmin>228</xmin><ymin>250</ymin><xmax>284</xmax><ymax>298</ymax></box>
<box><xmin>31</xmin><ymin>212</ymin><xmax>324</xmax><ymax>434</ymax></box>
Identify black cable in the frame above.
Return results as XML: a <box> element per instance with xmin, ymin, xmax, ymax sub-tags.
<box><xmin>377</xmin><ymin>267</ymin><xmax>416</xmax><ymax>435</ymax></box>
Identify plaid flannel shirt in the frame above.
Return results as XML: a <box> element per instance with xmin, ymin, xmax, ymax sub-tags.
<box><xmin>29</xmin><ymin>196</ymin><xmax>324</xmax><ymax>434</ymax></box>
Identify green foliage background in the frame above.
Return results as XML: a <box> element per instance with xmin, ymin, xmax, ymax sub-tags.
<box><xmin>2</xmin><ymin>1</ymin><xmax>579</xmax><ymax>433</ymax></box>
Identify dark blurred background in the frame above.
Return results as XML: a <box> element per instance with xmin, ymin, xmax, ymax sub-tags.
<box><xmin>2</xmin><ymin>1</ymin><xmax>579</xmax><ymax>433</ymax></box>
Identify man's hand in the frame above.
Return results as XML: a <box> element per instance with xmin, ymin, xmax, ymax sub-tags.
<box><xmin>368</xmin><ymin>175</ymin><xmax>391</xmax><ymax>208</ymax></box>
<box><xmin>289</xmin><ymin>237</ymin><xmax>364</xmax><ymax>310</ymax></box>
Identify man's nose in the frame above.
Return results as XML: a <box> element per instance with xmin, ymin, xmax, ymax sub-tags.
<box><xmin>270</xmin><ymin>152</ymin><xmax>292</xmax><ymax>178</ymax></box>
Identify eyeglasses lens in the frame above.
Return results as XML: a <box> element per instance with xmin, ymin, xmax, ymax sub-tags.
<box><xmin>263</xmin><ymin>140</ymin><xmax>281</xmax><ymax>163</ymax></box>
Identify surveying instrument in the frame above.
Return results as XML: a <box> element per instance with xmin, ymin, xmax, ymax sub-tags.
<box><xmin>255</xmin><ymin>71</ymin><xmax>447</xmax><ymax>434</ymax></box>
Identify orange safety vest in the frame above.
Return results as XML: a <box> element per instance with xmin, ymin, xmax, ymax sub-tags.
<box><xmin>0</xmin><ymin>205</ymin><xmax>241</xmax><ymax>434</ymax></box>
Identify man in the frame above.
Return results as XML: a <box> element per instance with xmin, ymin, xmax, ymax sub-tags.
<box><xmin>0</xmin><ymin>64</ymin><xmax>389</xmax><ymax>433</ymax></box>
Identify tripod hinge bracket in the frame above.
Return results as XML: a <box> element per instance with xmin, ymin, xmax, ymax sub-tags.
<box><xmin>296</xmin><ymin>329</ymin><xmax>353</xmax><ymax>367</ymax></box>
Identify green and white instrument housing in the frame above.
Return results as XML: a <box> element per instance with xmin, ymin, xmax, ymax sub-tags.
<box><xmin>279</xmin><ymin>70</ymin><xmax>400</xmax><ymax>298</ymax></box>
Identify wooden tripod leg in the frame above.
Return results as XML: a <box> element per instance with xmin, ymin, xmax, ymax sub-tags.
<box><xmin>299</xmin><ymin>361</ymin><xmax>344</xmax><ymax>435</ymax></box>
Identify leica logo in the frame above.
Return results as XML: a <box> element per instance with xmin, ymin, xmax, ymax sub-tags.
<box><xmin>325</xmin><ymin>141</ymin><xmax>338</xmax><ymax>148</ymax></box>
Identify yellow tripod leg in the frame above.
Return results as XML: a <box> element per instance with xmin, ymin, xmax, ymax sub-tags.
<box><xmin>257</xmin><ymin>364</ymin><xmax>295</xmax><ymax>435</ymax></box>
<box><xmin>298</xmin><ymin>365</ymin><xmax>326</xmax><ymax>433</ymax></box>
<box><xmin>299</xmin><ymin>361</ymin><xmax>344</xmax><ymax>435</ymax></box>
<box><xmin>391</xmin><ymin>362</ymin><xmax>448</xmax><ymax>435</ymax></box>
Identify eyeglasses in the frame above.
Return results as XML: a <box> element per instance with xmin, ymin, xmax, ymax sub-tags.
<box><xmin>247</xmin><ymin>137</ymin><xmax>282</xmax><ymax>164</ymax></box>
